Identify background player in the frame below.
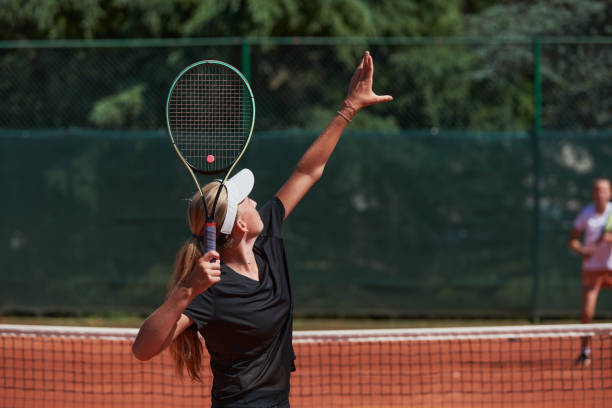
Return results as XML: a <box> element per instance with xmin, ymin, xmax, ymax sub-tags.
<box><xmin>568</xmin><ymin>178</ymin><xmax>612</xmax><ymax>366</ymax></box>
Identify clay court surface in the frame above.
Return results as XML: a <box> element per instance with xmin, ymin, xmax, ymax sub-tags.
<box><xmin>1</xmin><ymin>326</ymin><xmax>611</xmax><ymax>408</ymax></box>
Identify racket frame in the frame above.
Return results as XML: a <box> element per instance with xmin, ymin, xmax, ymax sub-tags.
<box><xmin>165</xmin><ymin>60</ymin><xmax>255</xmax><ymax>253</ymax></box>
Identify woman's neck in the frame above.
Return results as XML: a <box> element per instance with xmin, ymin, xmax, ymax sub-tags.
<box><xmin>220</xmin><ymin>238</ymin><xmax>259</xmax><ymax>280</ymax></box>
<box><xmin>595</xmin><ymin>201</ymin><xmax>608</xmax><ymax>214</ymax></box>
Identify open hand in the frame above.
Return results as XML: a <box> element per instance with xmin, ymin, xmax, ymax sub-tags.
<box><xmin>345</xmin><ymin>51</ymin><xmax>393</xmax><ymax>111</ymax></box>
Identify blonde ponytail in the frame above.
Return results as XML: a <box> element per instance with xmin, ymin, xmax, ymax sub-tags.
<box><xmin>168</xmin><ymin>183</ymin><xmax>230</xmax><ymax>381</ymax></box>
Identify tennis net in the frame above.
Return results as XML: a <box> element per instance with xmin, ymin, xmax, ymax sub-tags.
<box><xmin>1</xmin><ymin>323</ymin><xmax>611</xmax><ymax>407</ymax></box>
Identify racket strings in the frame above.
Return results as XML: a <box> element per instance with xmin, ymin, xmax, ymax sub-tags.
<box><xmin>168</xmin><ymin>64</ymin><xmax>253</xmax><ymax>172</ymax></box>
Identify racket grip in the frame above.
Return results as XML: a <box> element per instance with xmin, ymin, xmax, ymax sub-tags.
<box><xmin>205</xmin><ymin>222</ymin><xmax>217</xmax><ymax>259</ymax></box>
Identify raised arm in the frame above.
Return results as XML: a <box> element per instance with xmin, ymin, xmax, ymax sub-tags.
<box><xmin>276</xmin><ymin>51</ymin><xmax>392</xmax><ymax>218</ymax></box>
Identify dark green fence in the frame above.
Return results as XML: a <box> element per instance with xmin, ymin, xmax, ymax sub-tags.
<box><xmin>1</xmin><ymin>37</ymin><xmax>611</xmax><ymax>319</ymax></box>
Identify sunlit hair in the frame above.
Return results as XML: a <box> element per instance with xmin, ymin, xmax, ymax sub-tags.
<box><xmin>166</xmin><ymin>181</ymin><xmax>232</xmax><ymax>382</ymax></box>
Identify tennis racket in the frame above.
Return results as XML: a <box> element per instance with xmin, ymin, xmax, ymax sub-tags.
<box><xmin>166</xmin><ymin>60</ymin><xmax>255</xmax><ymax>253</ymax></box>
<box><xmin>596</xmin><ymin>210</ymin><xmax>612</xmax><ymax>244</ymax></box>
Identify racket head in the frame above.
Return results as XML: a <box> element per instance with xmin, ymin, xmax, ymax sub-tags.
<box><xmin>166</xmin><ymin>60</ymin><xmax>255</xmax><ymax>175</ymax></box>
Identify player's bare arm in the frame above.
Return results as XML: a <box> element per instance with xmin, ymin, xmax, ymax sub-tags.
<box><xmin>132</xmin><ymin>250</ymin><xmax>220</xmax><ymax>361</ymax></box>
<box><xmin>277</xmin><ymin>51</ymin><xmax>393</xmax><ymax>218</ymax></box>
<box><xmin>568</xmin><ymin>228</ymin><xmax>594</xmax><ymax>259</ymax></box>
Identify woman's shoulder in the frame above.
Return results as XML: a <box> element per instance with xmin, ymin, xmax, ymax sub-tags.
<box><xmin>259</xmin><ymin>197</ymin><xmax>285</xmax><ymax>218</ymax></box>
<box><xmin>258</xmin><ymin>197</ymin><xmax>285</xmax><ymax>238</ymax></box>
<box><xmin>579</xmin><ymin>203</ymin><xmax>596</xmax><ymax>217</ymax></box>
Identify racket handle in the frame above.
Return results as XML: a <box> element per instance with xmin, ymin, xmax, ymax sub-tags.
<box><xmin>205</xmin><ymin>222</ymin><xmax>217</xmax><ymax>261</ymax></box>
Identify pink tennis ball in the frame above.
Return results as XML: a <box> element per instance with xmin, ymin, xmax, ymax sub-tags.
<box><xmin>206</xmin><ymin>155</ymin><xmax>215</xmax><ymax>163</ymax></box>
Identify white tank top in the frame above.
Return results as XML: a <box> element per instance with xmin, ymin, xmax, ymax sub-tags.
<box><xmin>573</xmin><ymin>202</ymin><xmax>612</xmax><ymax>271</ymax></box>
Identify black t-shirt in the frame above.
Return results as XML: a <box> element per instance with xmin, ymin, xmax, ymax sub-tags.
<box><xmin>184</xmin><ymin>197</ymin><xmax>295</xmax><ymax>408</ymax></box>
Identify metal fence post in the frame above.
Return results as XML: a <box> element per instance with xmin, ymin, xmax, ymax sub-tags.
<box><xmin>531</xmin><ymin>37</ymin><xmax>542</xmax><ymax>323</ymax></box>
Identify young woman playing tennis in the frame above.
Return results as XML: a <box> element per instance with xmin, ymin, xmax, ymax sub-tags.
<box><xmin>132</xmin><ymin>51</ymin><xmax>392</xmax><ymax>407</ymax></box>
<box><xmin>568</xmin><ymin>178</ymin><xmax>612</xmax><ymax>366</ymax></box>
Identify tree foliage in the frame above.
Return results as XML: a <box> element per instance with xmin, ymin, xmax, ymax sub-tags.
<box><xmin>467</xmin><ymin>0</ymin><xmax>612</xmax><ymax>129</ymax></box>
<box><xmin>0</xmin><ymin>0</ymin><xmax>466</xmax><ymax>40</ymax></box>
<box><xmin>1</xmin><ymin>1</ymin><xmax>608</xmax><ymax>132</ymax></box>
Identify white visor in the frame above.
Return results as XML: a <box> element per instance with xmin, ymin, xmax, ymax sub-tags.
<box><xmin>219</xmin><ymin>169</ymin><xmax>255</xmax><ymax>234</ymax></box>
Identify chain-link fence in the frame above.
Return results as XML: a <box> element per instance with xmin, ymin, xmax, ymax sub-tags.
<box><xmin>1</xmin><ymin>37</ymin><xmax>611</xmax><ymax>319</ymax></box>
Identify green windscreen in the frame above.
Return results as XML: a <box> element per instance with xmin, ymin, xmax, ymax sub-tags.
<box><xmin>1</xmin><ymin>39</ymin><xmax>611</xmax><ymax>318</ymax></box>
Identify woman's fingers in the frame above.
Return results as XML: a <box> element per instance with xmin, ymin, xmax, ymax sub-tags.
<box><xmin>363</xmin><ymin>51</ymin><xmax>373</xmax><ymax>80</ymax></box>
<box><xmin>376</xmin><ymin>94</ymin><xmax>393</xmax><ymax>103</ymax></box>
<box><xmin>208</xmin><ymin>268</ymin><xmax>221</xmax><ymax>283</ymax></box>
<box><xmin>348</xmin><ymin>56</ymin><xmax>365</xmax><ymax>93</ymax></box>
<box><xmin>192</xmin><ymin>251</ymin><xmax>222</xmax><ymax>286</ymax></box>
<box><xmin>202</xmin><ymin>250</ymin><xmax>220</xmax><ymax>263</ymax></box>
